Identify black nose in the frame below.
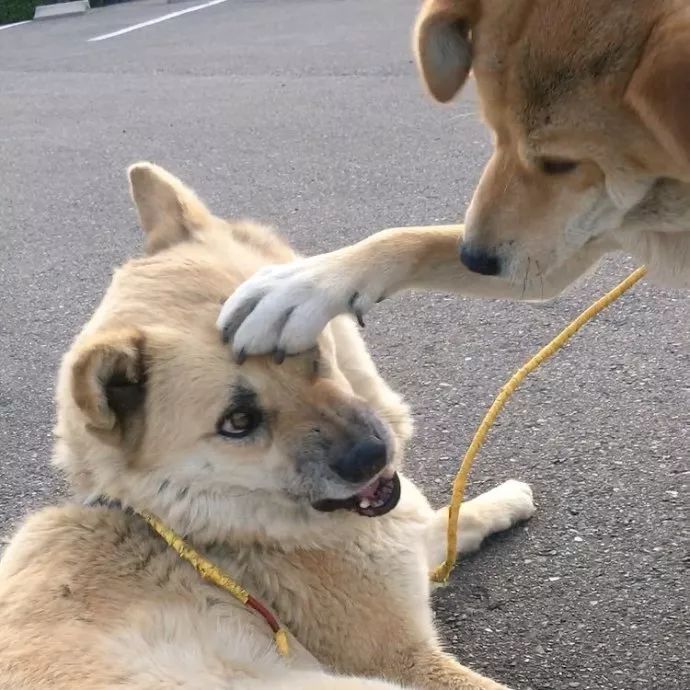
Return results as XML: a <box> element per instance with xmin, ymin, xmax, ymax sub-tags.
<box><xmin>459</xmin><ymin>245</ymin><xmax>501</xmax><ymax>276</ymax></box>
<box><xmin>332</xmin><ymin>439</ymin><xmax>387</xmax><ymax>483</ymax></box>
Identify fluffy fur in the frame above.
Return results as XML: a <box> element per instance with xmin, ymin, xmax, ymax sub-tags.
<box><xmin>216</xmin><ymin>0</ymin><xmax>689</xmax><ymax>358</ymax></box>
<box><xmin>0</xmin><ymin>163</ymin><xmax>536</xmax><ymax>690</ymax></box>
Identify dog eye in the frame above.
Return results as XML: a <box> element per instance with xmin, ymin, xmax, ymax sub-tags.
<box><xmin>217</xmin><ymin>407</ymin><xmax>262</xmax><ymax>439</ymax></box>
<box><xmin>540</xmin><ymin>158</ymin><xmax>578</xmax><ymax>175</ymax></box>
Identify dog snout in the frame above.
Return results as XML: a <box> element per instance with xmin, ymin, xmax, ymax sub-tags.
<box><xmin>331</xmin><ymin>438</ymin><xmax>387</xmax><ymax>483</ymax></box>
<box><xmin>459</xmin><ymin>244</ymin><xmax>502</xmax><ymax>276</ymax></box>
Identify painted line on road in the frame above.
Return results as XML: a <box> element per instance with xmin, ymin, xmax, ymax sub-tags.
<box><xmin>88</xmin><ymin>0</ymin><xmax>229</xmax><ymax>42</ymax></box>
<box><xmin>0</xmin><ymin>20</ymin><xmax>31</xmax><ymax>32</ymax></box>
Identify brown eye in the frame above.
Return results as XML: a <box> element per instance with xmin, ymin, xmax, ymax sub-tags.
<box><xmin>540</xmin><ymin>158</ymin><xmax>578</xmax><ymax>175</ymax></box>
<box><xmin>217</xmin><ymin>407</ymin><xmax>262</xmax><ymax>439</ymax></box>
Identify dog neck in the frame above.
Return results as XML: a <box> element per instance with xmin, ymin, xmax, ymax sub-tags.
<box><xmin>79</xmin><ymin>467</ymin><xmax>370</xmax><ymax>552</ymax></box>
<box><xmin>621</xmin><ymin>178</ymin><xmax>690</xmax><ymax>234</ymax></box>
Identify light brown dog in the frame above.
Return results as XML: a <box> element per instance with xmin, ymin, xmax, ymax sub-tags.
<box><xmin>216</xmin><ymin>0</ymin><xmax>689</xmax><ymax>359</ymax></box>
<box><xmin>0</xmin><ymin>163</ymin><xmax>536</xmax><ymax>690</ymax></box>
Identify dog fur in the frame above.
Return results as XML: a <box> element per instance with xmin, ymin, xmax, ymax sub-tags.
<box><xmin>216</xmin><ymin>0</ymin><xmax>689</xmax><ymax>359</ymax></box>
<box><xmin>0</xmin><ymin>163</ymin><xmax>536</xmax><ymax>690</ymax></box>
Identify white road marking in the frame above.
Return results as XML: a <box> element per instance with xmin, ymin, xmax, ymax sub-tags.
<box><xmin>0</xmin><ymin>20</ymin><xmax>31</xmax><ymax>32</ymax></box>
<box><xmin>88</xmin><ymin>0</ymin><xmax>229</xmax><ymax>42</ymax></box>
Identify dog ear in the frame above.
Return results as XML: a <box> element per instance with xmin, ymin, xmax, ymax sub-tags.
<box><xmin>70</xmin><ymin>328</ymin><xmax>147</xmax><ymax>448</ymax></box>
<box><xmin>414</xmin><ymin>0</ymin><xmax>479</xmax><ymax>103</ymax></box>
<box><xmin>128</xmin><ymin>162</ymin><xmax>213</xmax><ymax>254</ymax></box>
<box><xmin>625</xmin><ymin>10</ymin><xmax>690</xmax><ymax>171</ymax></box>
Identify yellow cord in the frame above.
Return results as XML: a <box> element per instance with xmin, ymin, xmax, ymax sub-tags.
<box><xmin>431</xmin><ymin>266</ymin><xmax>648</xmax><ymax>583</ymax></box>
<box><xmin>139</xmin><ymin>510</ymin><xmax>290</xmax><ymax>656</ymax></box>
<box><xmin>274</xmin><ymin>628</ymin><xmax>290</xmax><ymax>657</ymax></box>
<box><xmin>140</xmin><ymin>510</ymin><xmax>251</xmax><ymax>603</ymax></box>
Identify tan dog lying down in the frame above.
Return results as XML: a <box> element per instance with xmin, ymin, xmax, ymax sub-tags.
<box><xmin>217</xmin><ymin>0</ymin><xmax>689</xmax><ymax>359</ymax></box>
<box><xmin>0</xmin><ymin>164</ymin><xmax>535</xmax><ymax>690</ymax></box>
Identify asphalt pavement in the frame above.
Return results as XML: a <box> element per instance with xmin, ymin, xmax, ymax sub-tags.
<box><xmin>0</xmin><ymin>1</ymin><xmax>688</xmax><ymax>688</ymax></box>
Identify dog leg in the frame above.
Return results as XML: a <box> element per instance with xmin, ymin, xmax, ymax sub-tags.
<box><xmin>425</xmin><ymin>480</ymin><xmax>536</xmax><ymax>569</ymax></box>
<box><xmin>246</xmin><ymin>671</ymin><xmax>404</xmax><ymax>690</ymax></box>
<box><xmin>393</xmin><ymin>647</ymin><xmax>511</xmax><ymax>690</ymax></box>
<box><xmin>326</xmin><ymin>315</ymin><xmax>413</xmax><ymax>449</ymax></box>
<box><xmin>217</xmin><ymin>225</ymin><xmax>614</xmax><ymax>358</ymax></box>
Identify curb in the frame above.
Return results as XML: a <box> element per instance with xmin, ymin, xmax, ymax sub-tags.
<box><xmin>34</xmin><ymin>0</ymin><xmax>91</xmax><ymax>20</ymax></box>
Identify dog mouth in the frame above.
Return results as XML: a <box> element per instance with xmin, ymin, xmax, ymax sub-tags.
<box><xmin>311</xmin><ymin>472</ymin><xmax>401</xmax><ymax>518</ymax></box>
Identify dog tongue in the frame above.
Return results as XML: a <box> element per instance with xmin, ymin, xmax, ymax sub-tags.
<box><xmin>356</xmin><ymin>478</ymin><xmax>381</xmax><ymax>501</ymax></box>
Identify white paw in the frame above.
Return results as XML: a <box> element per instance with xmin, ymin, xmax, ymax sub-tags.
<box><xmin>216</xmin><ymin>255</ymin><xmax>372</xmax><ymax>360</ymax></box>
<box><xmin>476</xmin><ymin>479</ymin><xmax>536</xmax><ymax>530</ymax></box>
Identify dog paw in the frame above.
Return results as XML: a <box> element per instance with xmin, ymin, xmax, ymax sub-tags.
<box><xmin>477</xmin><ymin>480</ymin><xmax>536</xmax><ymax>532</ymax></box>
<box><xmin>495</xmin><ymin>479</ymin><xmax>536</xmax><ymax>521</ymax></box>
<box><xmin>216</xmin><ymin>254</ymin><xmax>375</xmax><ymax>360</ymax></box>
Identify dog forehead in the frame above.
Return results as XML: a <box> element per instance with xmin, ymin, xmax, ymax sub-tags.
<box><xmin>257</xmin><ymin>347</ymin><xmax>325</xmax><ymax>388</ymax></box>
<box><xmin>472</xmin><ymin>0</ymin><xmax>651</xmax><ymax>133</ymax></box>
<box><xmin>109</xmin><ymin>254</ymin><xmax>235</xmax><ymax>325</ymax></box>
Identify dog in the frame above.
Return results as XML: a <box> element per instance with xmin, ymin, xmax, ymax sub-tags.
<box><xmin>0</xmin><ymin>163</ymin><xmax>536</xmax><ymax>690</ymax></box>
<box><xmin>216</xmin><ymin>0</ymin><xmax>689</xmax><ymax>359</ymax></box>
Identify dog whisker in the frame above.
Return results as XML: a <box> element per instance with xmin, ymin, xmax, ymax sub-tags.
<box><xmin>521</xmin><ymin>257</ymin><xmax>530</xmax><ymax>299</ymax></box>
<box><xmin>535</xmin><ymin>259</ymin><xmax>544</xmax><ymax>299</ymax></box>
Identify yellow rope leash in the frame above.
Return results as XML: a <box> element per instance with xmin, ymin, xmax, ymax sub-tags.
<box><xmin>431</xmin><ymin>266</ymin><xmax>648</xmax><ymax>583</ymax></box>
<box><xmin>138</xmin><ymin>510</ymin><xmax>290</xmax><ymax>657</ymax></box>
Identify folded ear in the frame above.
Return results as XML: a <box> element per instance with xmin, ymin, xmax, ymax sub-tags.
<box><xmin>128</xmin><ymin>162</ymin><xmax>213</xmax><ymax>254</ymax></box>
<box><xmin>414</xmin><ymin>0</ymin><xmax>479</xmax><ymax>103</ymax></box>
<box><xmin>70</xmin><ymin>328</ymin><xmax>147</xmax><ymax>449</ymax></box>
<box><xmin>625</xmin><ymin>9</ymin><xmax>690</xmax><ymax>171</ymax></box>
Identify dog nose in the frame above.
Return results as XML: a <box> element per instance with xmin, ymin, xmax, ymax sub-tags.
<box><xmin>459</xmin><ymin>245</ymin><xmax>501</xmax><ymax>276</ymax></box>
<box><xmin>332</xmin><ymin>439</ymin><xmax>387</xmax><ymax>483</ymax></box>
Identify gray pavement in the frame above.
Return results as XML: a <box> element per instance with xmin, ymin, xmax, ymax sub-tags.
<box><xmin>0</xmin><ymin>1</ymin><xmax>688</xmax><ymax>688</ymax></box>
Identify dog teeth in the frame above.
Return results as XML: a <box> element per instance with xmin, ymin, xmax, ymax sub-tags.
<box><xmin>359</xmin><ymin>498</ymin><xmax>371</xmax><ymax>509</ymax></box>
